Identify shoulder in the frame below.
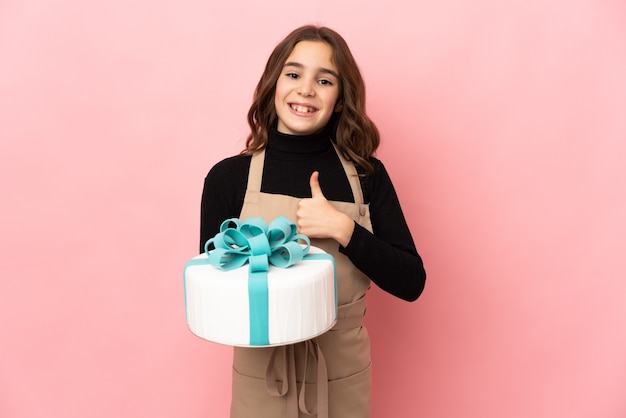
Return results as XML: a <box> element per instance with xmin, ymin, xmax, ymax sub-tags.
<box><xmin>369</xmin><ymin>157</ymin><xmax>387</xmax><ymax>176</ymax></box>
<box><xmin>356</xmin><ymin>157</ymin><xmax>387</xmax><ymax>177</ymax></box>
<box><xmin>359</xmin><ymin>156</ymin><xmax>391</xmax><ymax>182</ymax></box>
<box><xmin>202</xmin><ymin>154</ymin><xmax>252</xmax><ymax>199</ymax></box>
<box><xmin>207</xmin><ymin>154</ymin><xmax>251</xmax><ymax>175</ymax></box>
<box><xmin>205</xmin><ymin>154</ymin><xmax>251</xmax><ymax>182</ymax></box>
<box><xmin>358</xmin><ymin>157</ymin><xmax>397</xmax><ymax>204</ymax></box>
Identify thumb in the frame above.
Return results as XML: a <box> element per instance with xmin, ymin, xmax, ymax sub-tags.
<box><xmin>309</xmin><ymin>171</ymin><xmax>325</xmax><ymax>199</ymax></box>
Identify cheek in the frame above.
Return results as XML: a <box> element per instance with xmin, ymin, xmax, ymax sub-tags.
<box><xmin>273</xmin><ymin>86</ymin><xmax>285</xmax><ymax>116</ymax></box>
<box><xmin>327</xmin><ymin>91</ymin><xmax>341</xmax><ymax>111</ymax></box>
<box><xmin>274</xmin><ymin>80</ymin><xmax>287</xmax><ymax>102</ymax></box>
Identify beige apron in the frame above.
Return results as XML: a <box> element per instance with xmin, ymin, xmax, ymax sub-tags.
<box><xmin>230</xmin><ymin>146</ymin><xmax>374</xmax><ymax>418</ymax></box>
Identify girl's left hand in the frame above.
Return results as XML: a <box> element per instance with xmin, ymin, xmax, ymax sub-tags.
<box><xmin>296</xmin><ymin>171</ymin><xmax>355</xmax><ymax>247</ymax></box>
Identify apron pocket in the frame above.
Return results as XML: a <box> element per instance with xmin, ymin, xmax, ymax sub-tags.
<box><xmin>231</xmin><ymin>367</ymin><xmax>288</xmax><ymax>418</ymax></box>
<box><xmin>327</xmin><ymin>363</ymin><xmax>372</xmax><ymax>418</ymax></box>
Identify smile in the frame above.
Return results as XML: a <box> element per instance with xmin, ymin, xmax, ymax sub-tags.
<box><xmin>289</xmin><ymin>103</ymin><xmax>318</xmax><ymax>114</ymax></box>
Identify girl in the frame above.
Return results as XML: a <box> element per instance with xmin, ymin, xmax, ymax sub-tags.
<box><xmin>200</xmin><ymin>25</ymin><xmax>426</xmax><ymax>418</ymax></box>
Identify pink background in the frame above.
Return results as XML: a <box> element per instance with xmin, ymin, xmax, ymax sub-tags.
<box><xmin>1</xmin><ymin>0</ymin><xmax>625</xmax><ymax>417</ymax></box>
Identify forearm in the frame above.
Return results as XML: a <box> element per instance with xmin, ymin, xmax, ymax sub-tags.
<box><xmin>340</xmin><ymin>223</ymin><xmax>426</xmax><ymax>301</ymax></box>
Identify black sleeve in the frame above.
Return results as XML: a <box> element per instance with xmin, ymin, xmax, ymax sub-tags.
<box><xmin>339</xmin><ymin>159</ymin><xmax>426</xmax><ymax>302</ymax></box>
<box><xmin>199</xmin><ymin>155</ymin><xmax>250</xmax><ymax>253</ymax></box>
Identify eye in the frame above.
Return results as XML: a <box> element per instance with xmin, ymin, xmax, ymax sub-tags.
<box><xmin>285</xmin><ymin>72</ymin><xmax>299</xmax><ymax>80</ymax></box>
<box><xmin>318</xmin><ymin>79</ymin><xmax>334</xmax><ymax>86</ymax></box>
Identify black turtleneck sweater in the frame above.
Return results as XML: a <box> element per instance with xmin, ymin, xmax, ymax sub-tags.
<box><xmin>200</xmin><ymin>128</ymin><xmax>426</xmax><ymax>302</ymax></box>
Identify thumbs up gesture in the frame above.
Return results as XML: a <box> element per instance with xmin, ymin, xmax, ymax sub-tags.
<box><xmin>296</xmin><ymin>171</ymin><xmax>355</xmax><ymax>247</ymax></box>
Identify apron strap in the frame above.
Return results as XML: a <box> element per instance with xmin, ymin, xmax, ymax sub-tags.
<box><xmin>298</xmin><ymin>339</ymin><xmax>328</xmax><ymax>417</ymax></box>
<box><xmin>265</xmin><ymin>344</ymin><xmax>299</xmax><ymax>417</ymax></box>
<box><xmin>247</xmin><ymin>149</ymin><xmax>265</xmax><ymax>193</ymax></box>
<box><xmin>331</xmin><ymin>144</ymin><xmax>365</xmax><ymax>207</ymax></box>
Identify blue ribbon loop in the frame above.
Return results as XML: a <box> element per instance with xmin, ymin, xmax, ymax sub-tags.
<box><xmin>204</xmin><ymin>216</ymin><xmax>311</xmax><ymax>346</ymax></box>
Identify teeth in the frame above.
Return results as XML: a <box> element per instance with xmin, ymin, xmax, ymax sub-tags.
<box><xmin>291</xmin><ymin>104</ymin><xmax>316</xmax><ymax>113</ymax></box>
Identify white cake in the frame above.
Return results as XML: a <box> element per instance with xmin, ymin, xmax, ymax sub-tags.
<box><xmin>184</xmin><ymin>245</ymin><xmax>337</xmax><ymax>347</ymax></box>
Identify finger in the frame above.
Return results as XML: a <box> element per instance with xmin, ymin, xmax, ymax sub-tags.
<box><xmin>309</xmin><ymin>171</ymin><xmax>325</xmax><ymax>199</ymax></box>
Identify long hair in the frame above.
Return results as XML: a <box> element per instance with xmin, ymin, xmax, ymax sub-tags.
<box><xmin>243</xmin><ymin>25</ymin><xmax>380</xmax><ymax>174</ymax></box>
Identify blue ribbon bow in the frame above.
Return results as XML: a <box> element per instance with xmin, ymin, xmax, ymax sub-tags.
<box><xmin>204</xmin><ymin>216</ymin><xmax>311</xmax><ymax>345</ymax></box>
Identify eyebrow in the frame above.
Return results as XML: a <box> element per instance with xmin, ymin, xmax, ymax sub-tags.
<box><xmin>283</xmin><ymin>61</ymin><xmax>339</xmax><ymax>79</ymax></box>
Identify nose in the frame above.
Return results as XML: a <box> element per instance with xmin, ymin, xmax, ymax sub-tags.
<box><xmin>297</xmin><ymin>78</ymin><xmax>315</xmax><ymax>97</ymax></box>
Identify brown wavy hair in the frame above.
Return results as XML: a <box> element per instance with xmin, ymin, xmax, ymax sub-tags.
<box><xmin>243</xmin><ymin>25</ymin><xmax>380</xmax><ymax>174</ymax></box>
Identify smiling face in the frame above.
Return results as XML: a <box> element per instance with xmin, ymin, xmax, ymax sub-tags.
<box><xmin>274</xmin><ymin>41</ymin><xmax>341</xmax><ymax>136</ymax></box>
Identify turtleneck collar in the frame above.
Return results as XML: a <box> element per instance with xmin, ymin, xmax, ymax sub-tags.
<box><xmin>267</xmin><ymin>124</ymin><xmax>334</xmax><ymax>155</ymax></box>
